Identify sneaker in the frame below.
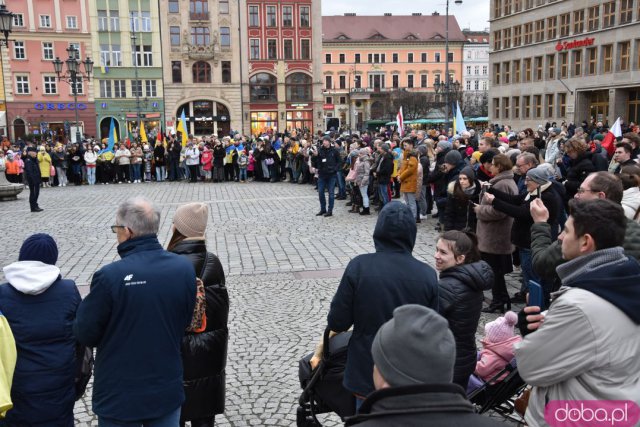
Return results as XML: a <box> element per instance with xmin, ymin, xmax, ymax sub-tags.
<box><xmin>323</xmin><ymin>212</ymin><xmax>333</xmax><ymax>217</ymax></box>
<box><xmin>316</xmin><ymin>211</ymin><xmax>327</xmax><ymax>216</ymax></box>
<box><xmin>420</xmin><ymin>214</ymin><xmax>427</xmax><ymax>220</ymax></box>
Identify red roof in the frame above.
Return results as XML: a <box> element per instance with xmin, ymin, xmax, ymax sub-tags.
<box><xmin>322</xmin><ymin>15</ymin><xmax>466</xmax><ymax>43</ymax></box>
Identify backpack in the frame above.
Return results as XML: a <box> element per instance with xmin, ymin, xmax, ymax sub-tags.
<box><xmin>187</xmin><ymin>254</ymin><xmax>208</xmax><ymax>334</ymax></box>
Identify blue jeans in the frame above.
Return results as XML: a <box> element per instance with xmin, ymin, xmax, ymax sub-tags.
<box><xmin>317</xmin><ymin>174</ymin><xmax>337</xmax><ymax>213</ymax></box>
<box><xmin>132</xmin><ymin>164</ymin><xmax>142</xmax><ymax>181</ymax></box>
<box><xmin>87</xmin><ymin>166</ymin><xmax>96</xmax><ymax>185</ymax></box>
<box><xmin>239</xmin><ymin>167</ymin><xmax>247</xmax><ymax>181</ymax></box>
<box><xmin>336</xmin><ymin>171</ymin><xmax>346</xmax><ymax>197</ymax></box>
<box><xmin>359</xmin><ymin>185</ymin><xmax>369</xmax><ymax>208</ymax></box>
<box><xmin>98</xmin><ymin>407</ymin><xmax>180</xmax><ymax>427</ymax></box>
<box><xmin>378</xmin><ymin>183</ymin><xmax>390</xmax><ymax>206</ymax></box>
<box><xmin>155</xmin><ymin>166</ymin><xmax>165</xmax><ymax>182</ymax></box>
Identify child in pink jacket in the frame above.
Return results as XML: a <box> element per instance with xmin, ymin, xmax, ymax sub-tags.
<box><xmin>467</xmin><ymin>311</ymin><xmax>522</xmax><ymax>394</ymax></box>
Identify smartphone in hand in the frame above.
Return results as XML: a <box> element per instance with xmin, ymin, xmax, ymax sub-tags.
<box><xmin>528</xmin><ymin>280</ymin><xmax>545</xmax><ymax>310</ymax></box>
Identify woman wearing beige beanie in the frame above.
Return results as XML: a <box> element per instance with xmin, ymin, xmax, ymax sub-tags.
<box><xmin>167</xmin><ymin>202</ymin><xmax>228</xmax><ymax>427</ymax></box>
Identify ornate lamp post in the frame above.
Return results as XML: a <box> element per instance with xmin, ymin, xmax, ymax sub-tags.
<box><xmin>52</xmin><ymin>46</ymin><xmax>93</xmax><ymax>143</ymax></box>
<box><xmin>437</xmin><ymin>0</ymin><xmax>463</xmax><ymax>132</ymax></box>
<box><xmin>0</xmin><ymin>4</ymin><xmax>14</xmax><ymax>140</ymax></box>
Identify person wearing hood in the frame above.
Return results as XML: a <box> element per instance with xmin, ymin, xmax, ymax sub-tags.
<box><xmin>443</xmin><ymin>166</ymin><xmax>481</xmax><ymax>232</ymax></box>
<box><xmin>327</xmin><ymin>201</ymin><xmax>439</xmax><ymax>409</ymax></box>
<box><xmin>435</xmin><ymin>230</ymin><xmax>494</xmax><ymax>388</ymax></box>
<box><xmin>517</xmin><ymin>199</ymin><xmax>640</xmax><ymax>427</ymax></box>
<box><xmin>398</xmin><ymin>139</ymin><xmax>419</xmax><ymax>220</ymax></box>
<box><xmin>0</xmin><ymin>234</ymin><xmax>81</xmax><ymax>426</ymax></box>
<box><xmin>3</xmin><ymin>150</ymin><xmax>20</xmax><ymax>184</ymax></box>
<box><xmin>37</xmin><ymin>146</ymin><xmax>52</xmax><ymax>187</ymax></box>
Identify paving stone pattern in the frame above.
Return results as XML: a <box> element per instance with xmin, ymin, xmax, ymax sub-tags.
<box><xmin>0</xmin><ymin>181</ymin><xmax>524</xmax><ymax>426</ymax></box>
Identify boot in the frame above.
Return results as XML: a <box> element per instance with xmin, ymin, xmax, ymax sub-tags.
<box><xmin>350</xmin><ymin>205</ymin><xmax>360</xmax><ymax>213</ymax></box>
<box><xmin>359</xmin><ymin>207</ymin><xmax>370</xmax><ymax>215</ymax></box>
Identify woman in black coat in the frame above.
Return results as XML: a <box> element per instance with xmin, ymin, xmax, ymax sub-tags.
<box><xmin>443</xmin><ymin>166</ymin><xmax>481</xmax><ymax>232</ymax></box>
<box><xmin>168</xmin><ymin>203</ymin><xmax>228</xmax><ymax>427</ymax></box>
<box><xmin>561</xmin><ymin>137</ymin><xmax>597</xmax><ymax>202</ymax></box>
<box><xmin>435</xmin><ymin>230</ymin><xmax>494</xmax><ymax>389</ymax></box>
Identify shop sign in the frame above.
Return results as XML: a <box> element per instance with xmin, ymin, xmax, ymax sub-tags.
<box><xmin>555</xmin><ymin>37</ymin><xmax>595</xmax><ymax>51</ymax></box>
<box><xmin>323</xmin><ymin>104</ymin><xmax>335</xmax><ymax>110</ymax></box>
<box><xmin>290</xmin><ymin>103</ymin><xmax>309</xmax><ymax>110</ymax></box>
<box><xmin>34</xmin><ymin>102</ymin><xmax>87</xmax><ymax>111</ymax></box>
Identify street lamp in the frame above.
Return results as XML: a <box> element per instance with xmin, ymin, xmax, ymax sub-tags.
<box><xmin>52</xmin><ymin>46</ymin><xmax>93</xmax><ymax>143</ymax></box>
<box><xmin>131</xmin><ymin>30</ymin><xmax>142</xmax><ymax>141</ymax></box>
<box><xmin>441</xmin><ymin>0</ymin><xmax>463</xmax><ymax>133</ymax></box>
<box><xmin>0</xmin><ymin>4</ymin><xmax>13</xmax><ymax>140</ymax></box>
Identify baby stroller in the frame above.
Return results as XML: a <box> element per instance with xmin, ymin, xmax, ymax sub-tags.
<box><xmin>296</xmin><ymin>327</ymin><xmax>355</xmax><ymax>427</ymax></box>
<box><xmin>467</xmin><ymin>358</ymin><xmax>527</xmax><ymax>425</ymax></box>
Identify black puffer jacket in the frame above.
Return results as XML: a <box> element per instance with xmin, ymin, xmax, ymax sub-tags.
<box><xmin>170</xmin><ymin>240</ymin><xmax>228</xmax><ymax>421</ymax></box>
<box><xmin>563</xmin><ymin>152</ymin><xmax>597</xmax><ymax>200</ymax></box>
<box><xmin>438</xmin><ymin>261</ymin><xmax>494</xmax><ymax>387</ymax></box>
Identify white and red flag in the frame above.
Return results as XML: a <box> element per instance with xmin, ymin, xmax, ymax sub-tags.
<box><xmin>601</xmin><ymin>117</ymin><xmax>622</xmax><ymax>157</ymax></box>
<box><xmin>396</xmin><ymin>107</ymin><xmax>404</xmax><ymax>137</ymax></box>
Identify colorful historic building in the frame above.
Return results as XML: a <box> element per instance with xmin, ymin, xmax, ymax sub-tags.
<box><xmin>240</xmin><ymin>0</ymin><xmax>323</xmax><ymax>136</ymax></box>
<box><xmin>5</xmin><ymin>0</ymin><xmax>95</xmax><ymax>142</ymax></box>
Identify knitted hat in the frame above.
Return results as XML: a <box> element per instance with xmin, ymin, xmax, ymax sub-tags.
<box><xmin>444</xmin><ymin>149</ymin><xmax>462</xmax><ymax>166</ymax></box>
<box><xmin>173</xmin><ymin>203</ymin><xmax>209</xmax><ymax>238</ymax></box>
<box><xmin>460</xmin><ymin>165</ymin><xmax>475</xmax><ymax>182</ymax></box>
<box><xmin>484</xmin><ymin>311</ymin><xmax>518</xmax><ymax>343</ymax></box>
<box><xmin>470</xmin><ymin>151</ymin><xmax>482</xmax><ymax>163</ymax></box>
<box><xmin>372</xmin><ymin>305</ymin><xmax>456</xmax><ymax>386</ymax></box>
<box><xmin>436</xmin><ymin>140</ymin><xmax>452</xmax><ymax>151</ymax></box>
<box><xmin>526</xmin><ymin>166</ymin><xmax>551</xmax><ymax>185</ymax></box>
<box><xmin>593</xmin><ymin>133</ymin><xmax>605</xmax><ymax>141</ymax></box>
<box><xmin>19</xmin><ymin>233</ymin><xmax>58</xmax><ymax>265</ymax></box>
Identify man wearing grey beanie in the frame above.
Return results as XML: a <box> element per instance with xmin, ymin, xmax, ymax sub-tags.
<box><xmin>345</xmin><ymin>305</ymin><xmax>504</xmax><ymax>427</ymax></box>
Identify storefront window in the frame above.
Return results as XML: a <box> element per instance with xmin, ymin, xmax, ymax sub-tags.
<box><xmin>250</xmin><ymin>73</ymin><xmax>277</xmax><ymax>102</ymax></box>
<box><xmin>286</xmin><ymin>110</ymin><xmax>312</xmax><ymax>131</ymax></box>
<box><xmin>251</xmin><ymin>111</ymin><xmax>278</xmax><ymax>136</ymax></box>
<box><xmin>285</xmin><ymin>73</ymin><xmax>312</xmax><ymax>102</ymax></box>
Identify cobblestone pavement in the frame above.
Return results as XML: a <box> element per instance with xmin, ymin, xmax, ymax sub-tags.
<box><xmin>0</xmin><ymin>181</ymin><xmax>525</xmax><ymax>426</ymax></box>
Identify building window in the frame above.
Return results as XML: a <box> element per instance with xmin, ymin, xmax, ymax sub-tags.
<box><xmin>434</xmin><ymin>73</ymin><xmax>441</xmax><ymax>85</ymax></box>
<box><xmin>338</xmin><ymin>96</ymin><xmax>346</xmax><ymax>104</ymax></box>
<box><xmin>546</xmin><ymin>94</ymin><xmax>554</xmax><ymax>118</ymax></box>
<box><xmin>466</xmin><ymin>80</ymin><xmax>471</xmax><ymax>90</ymax></box>
<box><xmin>475</xmin><ymin>80</ymin><xmax>481</xmax><ymax>90</ymax></box>
<box><xmin>354</xmin><ymin>75</ymin><xmax>361</xmax><ymax>88</ymax></box>
<box><xmin>494</xmin><ymin>0</ymin><xmax>502</xmax><ymax>18</ymax></box>
<box><xmin>99</xmin><ymin>80</ymin><xmax>111</xmax><ymax>97</ymax></box>
<box><xmin>193</xmin><ymin>61</ymin><xmax>211</xmax><ymax>83</ymax></box>
<box><xmin>603</xmin><ymin>44</ymin><xmax>613</xmax><ymax>73</ymax></box>
<box><xmin>547</xmin><ymin>16</ymin><xmax>557</xmax><ymax>39</ymax></box>
<box><xmin>13</xmin><ymin>13</ymin><xmax>24</xmax><ymax>27</ymax></box>
<box><xmin>98</xmin><ymin>10</ymin><xmax>108</xmax><ymax>31</ymax></box>
<box><xmin>558</xmin><ymin>92</ymin><xmax>567</xmax><ymax>117</ymax></box>
<box><xmin>114</xmin><ymin>80</ymin><xmax>126</xmax><ymax>98</ymax></box>
<box><xmin>339</xmin><ymin>75</ymin><xmax>346</xmax><ymax>89</ymax></box>
<box><xmin>39</xmin><ymin>15</ymin><xmax>51</xmax><ymax>28</ymax></box>
<box><xmin>535</xmin><ymin>20</ymin><xmax>544</xmax><ymax>42</ymax></box>
<box><xmin>513</xmin><ymin>96</ymin><xmax>520</xmax><ymax>118</ymax></box>
<box><xmin>534</xmin><ymin>94</ymin><xmax>542</xmax><ymax>118</ymax></box>
<box><xmin>448</xmin><ymin>52</ymin><xmax>454</xmax><ymax>62</ymax></box>
<box><xmin>325</xmin><ymin>53</ymin><xmax>331</xmax><ymax>64</ymax></box>
<box><xmin>574</xmin><ymin>10</ymin><xmax>584</xmax><ymax>33</ymax></box>
<box><xmin>421</xmin><ymin>74</ymin><xmax>427</xmax><ymax>88</ymax></box>
<box><xmin>572</xmin><ymin>50</ymin><xmax>582</xmax><ymax>77</ymax></box>
<box><xmin>191</xmin><ymin>27</ymin><xmax>210</xmax><ymax>45</ymax></box>
<box><xmin>503</xmin><ymin>28</ymin><xmax>511</xmax><ymax>49</ymax></box>
<box><xmin>524</xmin><ymin>95</ymin><xmax>531</xmax><ymax>118</ymax></box>
<box><xmin>100</xmin><ymin>45</ymin><xmax>110</xmax><ymax>66</ymax></box>
<box><xmin>504</xmin><ymin>0</ymin><xmax>512</xmax><ymax>15</ymax></box>
<box><xmin>513</xmin><ymin>60</ymin><xmax>521</xmax><ymax>82</ymax></box>
<box><xmin>560</xmin><ymin>13</ymin><xmax>570</xmax><ymax>37</ymax></box>
<box><xmin>133</xmin><ymin>45</ymin><xmax>153</xmax><ymax>66</ymax></box>
<box><xmin>168</xmin><ymin>0</ymin><xmax>179</xmax><ymax>13</ymax></box>
<box><xmin>300</xmin><ymin>6</ymin><xmax>310</xmax><ymax>27</ymax></box>
<box><xmin>587</xmin><ymin>47</ymin><xmax>597</xmax><ymax>75</ymax></box>
<box><xmin>559</xmin><ymin>52</ymin><xmax>568</xmax><ymax>78</ymax></box>
<box><xmin>466</xmin><ymin>66</ymin><xmax>471</xmax><ymax>75</ymax></box>
<box><xmin>421</xmin><ymin>52</ymin><xmax>427</xmax><ymax>62</ymax></box>
<box><xmin>282</xmin><ymin>6</ymin><xmax>292</xmax><ymax>27</ymax></box>
<box><xmin>513</xmin><ymin>25</ymin><xmax>522</xmax><ymax>46</ymax></box>
<box><xmin>407</xmin><ymin>74</ymin><xmax>414</xmax><ymax>88</ymax></box>
<box><xmin>221</xmin><ymin>61</ymin><xmax>231</xmax><ymax>83</ymax></box>
<box><xmin>285</xmin><ymin>73</ymin><xmax>311</xmax><ymax>102</ymax></box>
<box><xmin>355</xmin><ymin>53</ymin><xmax>360</xmax><ymax>63</ymax></box>
<box><xmin>325</xmin><ymin>96</ymin><xmax>332</xmax><ymax>105</ymax></box>
<box><xmin>493</xmin><ymin>30</ymin><xmax>502</xmax><ymax>50</ymax></box>
<box><xmin>250</xmin><ymin>39</ymin><xmax>260</xmax><ymax>59</ymax></box>
<box><xmin>325</xmin><ymin>75</ymin><xmax>332</xmax><ymax>89</ymax></box>
<box><xmin>494</xmin><ymin>63</ymin><xmax>501</xmax><ymax>85</ymax></box>
<box><xmin>408</xmin><ymin>53</ymin><xmax>414</xmax><ymax>63</ymax></box>
<box><xmin>620</xmin><ymin>0</ymin><xmax>633</xmax><ymax>24</ymax></box>
<box><xmin>130</xmin><ymin>11</ymin><xmax>151</xmax><ymax>32</ymax></box>
<box><xmin>483</xmin><ymin>65</ymin><xmax>487</xmax><ymax>75</ymax></box>
<box><xmin>503</xmin><ymin>61</ymin><xmax>511</xmax><ymax>83</ymax></box>
<box><xmin>494</xmin><ymin>98</ymin><xmax>500</xmax><ymax>119</ymax></box>
<box><xmin>339</xmin><ymin>53</ymin><xmax>345</xmax><ymax>63</ymax></box>
<box><xmin>42</xmin><ymin>42</ymin><xmax>54</xmax><ymax>60</ymax></box>
<box><xmin>66</xmin><ymin>16</ymin><xmax>78</xmax><ymax>29</ymax></box>
<box><xmin>111</xmin><ymin>45</ymin><xmax>121</xmax><ymax>66</ymax></box>
<box><xmin>392</xmin><ymin>74</ymin><xmax>399</xmax><ymax>88</ymax></box>
<box><xmin>249</xmin><ymin>5</ymin><xmax>259</xmax><ymax>26</ymax></box>
<box><xmin>43</xmin><ymin>75</ymin><xmax>57</xmax><ymax>94</ymax></box>
<box><xmin>69</xmin><ymin>43</ymin><xmax>81</xmax><ymax>58</ymax></box>
<box><xmin>170</xmin><ymin>26</ymin><xmax>180</xmax><ymax>46</ymax></box>
<box><xmin>283</xmin><ymin>40</ymin><xmax>293</xmax><ymax>59</ymax></box>
<box><xmin>220</xmin><ymin>27</ymin><xmax>230</xmax><ymax>47</ymax></box>
<box><xmin>14</xmin><ymin>41</ymin><xmax>25</xmax><ymax>59</ymax></box>
<box><xmin>620</xmin><ymin>41</ymin><xmax>631</xmax><ymax>71</ymax></box>
<box><xmin>219</xmin><ymin>0</ymin><xmax>229</xmax><ymax>14</ymax></box>
<box><xmin>300</xmin><ymin>39</ymin><xmax>310</xmax><ymax>59</ymax></box>
<box><xmin>503</xmin><ymin>97</ymin><xmax>510</xmax><ymax>119</ymax></box>
<box><xmin>266</xmin><ymin>6</ymin><xmax>276</xmax><ymax>26</ymax></box>
<box><xmin>524</xmin><ymin>22</ymin><xmax>533</xmax><ymax>44</ymax></box>
<box><xmin>392</xmin><ymin>53</ymin><xmax>398</xmax><ymax>63</ymax></box>
<box><xmin>524</xmin><ymin>58</ymin><xmax>532</xmax><ymax>82</ymax></box>
<box><xmin>588</xmin><ymin>6</ymin><xmax>599</xmax><ymax>31</ymax></box>
<box><xmin>145</xmin><ymin>80</ymin><xmax>157</xmax><ymax>97</ymax></box>
<box><xmin>603</xmin><ymin>1</ymin><xmax>615</xmax><ymax>28</ymax></box>
<box><xmin>131</xmin><ymin>80</ymin><xmax>143</xmax><ymax>97</ymax></box>
<box><xmin>172</xmin><ymin>61</ymin><xmax>182</xmax><ymax>83</ymax></box>
<box><xmin>547</xmin><ymin>54</ymin><xmax>555</xmax><ymax>79</ymax></box>
<box><xmin>110</xmin><ymin>11</ymin><xmax>119</xmax><ymax>31</ymax></box>
<box><xmin>267</xmin><ymin>39</ymin><xmax>277</xmax><ymax>59</ymax></box>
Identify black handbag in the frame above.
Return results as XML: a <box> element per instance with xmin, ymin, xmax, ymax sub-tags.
<box><xmin>74</xmin><ymin>344</ymin><xmax>94</xmax><ymax>401</ymax></box>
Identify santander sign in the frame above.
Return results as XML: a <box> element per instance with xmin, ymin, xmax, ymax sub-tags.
<box><xmin>556</xmin><ymin>37</ymin><xmax>595</xmax><ymax>51</ymax></box>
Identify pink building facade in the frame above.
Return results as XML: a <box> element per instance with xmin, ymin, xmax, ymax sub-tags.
<box><xmin>4</xmin><ymin>0</ymin><xmax>94</xmax><ymax>142</ymax></box>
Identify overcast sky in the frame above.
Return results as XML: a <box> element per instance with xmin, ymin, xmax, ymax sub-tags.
<box><xmin>321</xmin><ymin>0</ymin><xmax>491</xmax><ymax>32</ymax></box>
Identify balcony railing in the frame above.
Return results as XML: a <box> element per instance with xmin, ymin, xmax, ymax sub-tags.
<box><xmin>190</xmin><ymin>12</ymin><xmax>209</xmax><ymax>21</ymax></box>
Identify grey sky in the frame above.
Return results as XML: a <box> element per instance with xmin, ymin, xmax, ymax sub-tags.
<box><xmin>321</xmin><ymin>1</ymin><xmax>490</xmax><ymax>32</ymax></box>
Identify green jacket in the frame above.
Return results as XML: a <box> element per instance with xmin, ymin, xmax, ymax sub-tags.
<box><xmin>531</xmin><ymin>220</ymin><xmax>640</xmax><ymax>282</ymax></box>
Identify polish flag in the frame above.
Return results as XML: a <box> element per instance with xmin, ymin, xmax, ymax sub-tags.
<box><xmin>601</xmin><ymin>117</ymin><xmax>622</xmax><ymax>157</ymax></box>
<box><xmin>396</xmin><ymin>107</ymin><xmax>404</xmax><ymax>137</ymax></box>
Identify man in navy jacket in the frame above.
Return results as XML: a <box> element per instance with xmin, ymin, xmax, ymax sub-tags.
<box><xmin>74</xmin><ymin>197</ymin><xmax>196</xmax><ymax>426</ymax></box>
<box><xmin>24</xmin><ymin>146</ymin><xmax>42</xmax><ymax>212</ymax></box>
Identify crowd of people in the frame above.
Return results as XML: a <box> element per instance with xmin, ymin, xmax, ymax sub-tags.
<box><xmin>1</xmin><ymin>116</ymin><xmax>640</xmax><ymax>426</ymax></box>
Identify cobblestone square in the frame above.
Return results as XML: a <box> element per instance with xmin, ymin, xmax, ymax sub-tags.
<box><xmin>0</xmin><ymin>181</ymin><xmax>523</xmax><ymax>426</ymax></box>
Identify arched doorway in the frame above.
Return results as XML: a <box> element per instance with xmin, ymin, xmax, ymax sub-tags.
<box><xmin>13</xmin><ymin>118</ymin><xmax>26</xmax><ymax>141</ymax></box>
<box><xmin>370</xmin><ymin>101</ymin><xmax>385</xmax><ymax>120</ymax></box>
<box><xmin>99</xmin><ymin>117</ymin><xmax>121</xmax><ymax>142</ymax></box>
<box><xmin>177</xmin><ymin>100</ymin><xmax>231</xmax><ymax>137</ymax></box>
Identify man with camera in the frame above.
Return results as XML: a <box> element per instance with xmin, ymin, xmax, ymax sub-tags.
<box><xmin>312</xmin><ymin>136</ymin><xmax>342</xmax><ymax>217</ymax></box>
